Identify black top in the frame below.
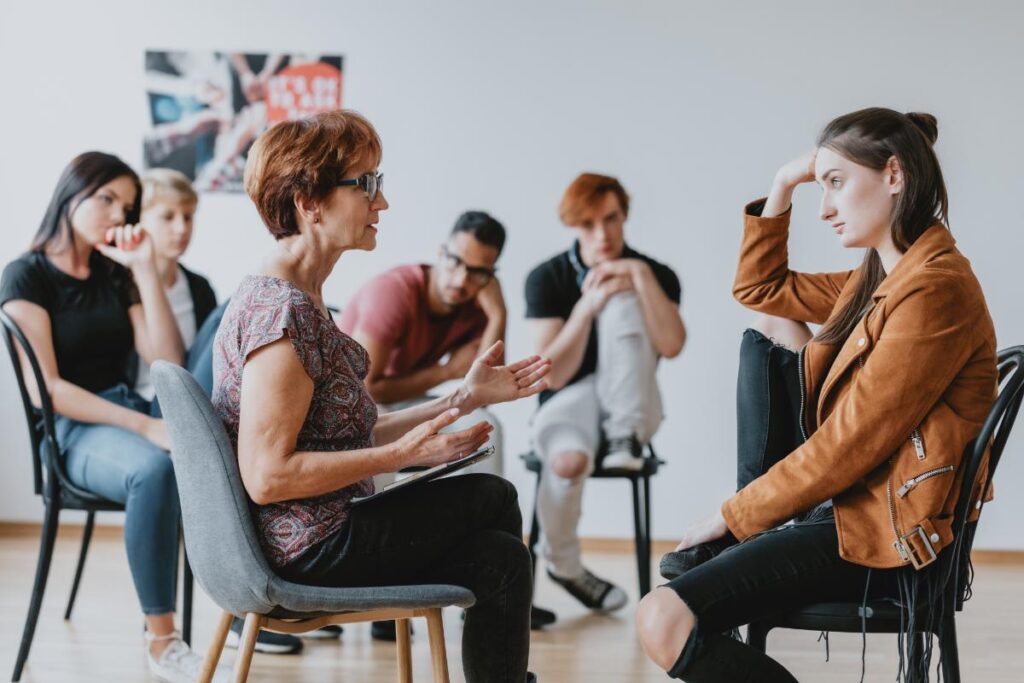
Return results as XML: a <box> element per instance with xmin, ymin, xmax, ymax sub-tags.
<box><xmin>525</xmin><ymin>242</ymin><xmax>681</xmax><ymax>403</ymax></box>
<box><xmin>0</xmin><ymin>251</ymin><xmax>139</xmax><ymax>394</ymax></box>
<box><xmin>180</xmin><ymin>264</ymin><xmax>217</xmax><ymax>332</ymax></box>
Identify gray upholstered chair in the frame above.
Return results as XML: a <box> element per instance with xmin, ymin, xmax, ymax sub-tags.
<box><xmin>151</xmin><ymin>361</ymin><xmax>475</xmax><ymax>683</ymax></box>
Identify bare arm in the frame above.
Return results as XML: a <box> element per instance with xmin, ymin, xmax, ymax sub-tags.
<box><xmin>128</xmin><ymin>264</ymin><xmax>185</xmax><ymax>365</ymax></box>
<box><xmin>531</xmin><ymin>273</ymin><xmax>635</xmax><ymax>389</ymax></box>
<box><xmin>237</xmin><ymin>338</ymin><xmax>493</xmax><ymax>505</ymax></box>
<box><xmin>356</xmin><ymin>332</ymin><xmax>463</xmax><ymax>404</ymax></box>
<box><xmin>2</xmin><ymin>300</ymin><xmax>167</xmax><ymax>447</ymax></box>
<box><xmin>373</xmin><ymin>340</ymin><xmax>551</xmax><ymax>445</ymax></box>
<box><xmin>530</xmin><ymin>313</ymin><xmax>590</xmax><ymax>391</ymax></box>
<box><xmin>474</xmin><ymin>277</ymin><xmax>507</xmax><ymax>365</ymax></box>
<box><xmin>97</xmin><ymin>225</ymin><xmax>184</xmax><ymax>365</ymax></box>
<box><xmin>630</xmin><ymin>263</ymin><xmax>686</xmax><ymax>358</ymax></box>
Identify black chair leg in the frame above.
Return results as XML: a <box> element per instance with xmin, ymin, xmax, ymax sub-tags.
<box><xmin>641</xmin><ymin>473</ymin><xmax>653</xmax><ymax>594</ymax></box>
<box><xmin>182</xmin><ymin>550</ymin><xmax>194</xmax><ymax>645</ymax></box>
<box><xmin>528</xmin><ymin>471</ymin><xmax>542</xmax><ymax>585</ymax></box>
<box><xmin>939</xmin><ymin>615</ymin><xmax>961</xmax><ymax>683</ymax></box>
<box><xmin>13</xmin><ymin>503</ymin><xmax>60</xmax><ymax>682</ymax></box>
<box><xmin>630</xmin><ymin>477</ymin><xmax>651</xmax><ymax>596</ymax></box>
<box><xmin>63</xmin><ymin>511</ymin><xmax>94</xmax><ymax>620</ymax></box>
<box><xmin>746</xmin><ymin>621</ymin><xmax>769</xmax><ymax>653</ymax></box>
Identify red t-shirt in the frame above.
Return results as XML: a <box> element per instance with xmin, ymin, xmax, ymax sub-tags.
<box><xmin>338</xmin><ymin>264</ymin><xmax>487</xmax><ymax>378</ymax></box>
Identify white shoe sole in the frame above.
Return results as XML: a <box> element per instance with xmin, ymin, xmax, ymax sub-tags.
<box><xmin>224</xmin><ymin>628</ymin><xmax>301</xmax><ymax>654</ymax></box>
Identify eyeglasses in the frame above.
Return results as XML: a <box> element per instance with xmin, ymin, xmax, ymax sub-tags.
<box><xmin>338</xmin><ymin>172</ymin><xmax>383</xmax><ymax>201</ymax></box>
<box><xmin>442</xmin><ymin>246</ymin><xmax>496</xmax><ymax>286</ymax></box>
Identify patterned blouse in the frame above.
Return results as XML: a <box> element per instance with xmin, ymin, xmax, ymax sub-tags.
<box><xmin>212</xmin><ymin>275</ymin><xmax>377</xmax><ymax>568</ymax></box>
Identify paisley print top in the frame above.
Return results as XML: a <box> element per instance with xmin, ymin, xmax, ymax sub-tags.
<box><xmin>213</xmin><ymin>275</ymin><xmax>377</xmax><ymax>567</ymax></box>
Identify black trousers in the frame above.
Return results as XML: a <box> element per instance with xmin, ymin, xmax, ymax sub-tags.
<box><xmin>665</xmin><ymin>329</ymin><xmax>907</xmax><ymax>682</ymax></box>
<box><xmin>278</xmin><ymin>473</ymin><xmax>532</xmax><ymax>683</ymax></box>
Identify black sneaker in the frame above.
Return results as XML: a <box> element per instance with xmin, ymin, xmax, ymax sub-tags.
<box><xmin>547</xmin><ymin>568</ymin><xmax>628</xmax><ymax>612</ymax></box>
<box><xmin>299</xmin><ymin>624</ymin><xmax>343</xmax><ymax>639</ymax></box>
<box><xmin>530</xmin><ymin>605</ymin><xmax>557</xmax><ymax>630</ymax></box>
<box><xmin>227</xmin><ymin>617</ymin><xmax>303</xmax><ymax>654</ymax></box>
<box><xmin>659</xmin><ymin>536</ymin><xmax>737</xmax><ymax>581</ymax></box>
<box><xmin>371</xmin><ymin>620</ymin><xmax>413</xmax><ymax>641</ymax></box>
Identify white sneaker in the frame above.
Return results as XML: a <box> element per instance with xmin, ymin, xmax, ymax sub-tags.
<box><xmin>601</xmin><ymin>435</ymin><xmax>645</xmax><ymax>472</ymax></box>
<box><xmin>147</xmin><ymin>634</ymin><xmax>231</xmax><ymax>683</ymax></box>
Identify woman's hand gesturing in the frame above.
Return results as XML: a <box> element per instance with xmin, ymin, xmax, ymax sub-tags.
<box><xmin>394</xmin><ymin>408</ymin><xmax>494</xmax><ymax>470</ymax></box>
<box><xmin>460</xmin><ymin>340</ymin><xmax>551</xmax><ymax>411</ymax></box>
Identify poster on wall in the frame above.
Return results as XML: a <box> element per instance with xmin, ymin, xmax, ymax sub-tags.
<box><xmin>144</xmin><ymin>51</ymin><xmax>344</xmax><ymax>192</ymax></box>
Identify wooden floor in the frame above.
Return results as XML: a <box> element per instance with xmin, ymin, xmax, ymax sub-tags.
<box><xmin>1</xmin><ymin>527</ymin><xmax>1022</xmax><ymax>682</ymax></box>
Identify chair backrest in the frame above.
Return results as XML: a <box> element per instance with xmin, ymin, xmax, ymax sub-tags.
<box><xmin>0</xmin><ymin>309</ymin><xmax>62</xmax><ymax>498</ymax></box>
<box><xmin>949</xmin><ymin>345</ymin><xmax>1024</xmax><ymax>606</ymax></box>
<box><xmin>151</xmin><ymin>361</ymin><xmax>281</xmax><ymax>616</ymax></box>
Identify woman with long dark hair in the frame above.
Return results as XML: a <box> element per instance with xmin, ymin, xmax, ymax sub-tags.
<box><xmin>0</xmin><ymin>152</ymin><xmax>226</xmax><ymax>682</ymax></box>
<box><xmin>636</xmin><ymin>108</ymin><xmax>997</xmax><ymax>681</ymax></box>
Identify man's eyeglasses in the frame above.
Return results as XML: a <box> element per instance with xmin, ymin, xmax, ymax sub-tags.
<box><xmin>338</xmin><ymin>172</ymin><xmax>383</xmax><ymax>202</ymax></box>
<box><xmin>442</xmin><ymin>246</ymin><xmax>496</xmax><ymax>286</ymax></box>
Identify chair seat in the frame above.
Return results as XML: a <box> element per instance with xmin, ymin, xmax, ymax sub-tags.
<box><xmin>520</xmin><ymin>451</ymin><xmax>663</xmax><ymax>478</ymax></box>
<box><xmin>56</xmin><ymin>490</ymin><xmax>124</xmax><ymax>512</ymax></box>
<box><xmin>265</xmin><ymin>579</ymin><xmax>476</xmax><ymax>619</ymax></box>
<box><xmin>764</xmin><ymin>600</ymin><xmax>945</xmax><ymax>634</ymax></box>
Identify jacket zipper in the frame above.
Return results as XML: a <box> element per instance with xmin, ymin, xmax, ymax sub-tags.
<box><xmin>910</xmin><ymin>429</ymin><xmax>926</xmax><ymax>460</ymax></box>
<box><xmin>886</xmin><ymin>457</ymin><xmax>910</xmax><ymax>562</ymax></box>
<box><xmin>896</xmin><ymin>465</ymin><xmax>955</xmax><ymax>498</ymax></box>
<box><xmin>797</xmin><ymin>346</ymin><xmax>809</xmax><ymax>442</ymax></box>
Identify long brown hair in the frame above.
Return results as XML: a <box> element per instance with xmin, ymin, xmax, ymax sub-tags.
<box><xmin>814</xmin><ymin>108</ymin><xmax>949</xmax><ymax>344</ymax></box>
<box><xmin>32</xmin><ymin>152</ymin><xmax>141</xmax><ymax>253</ymax></box>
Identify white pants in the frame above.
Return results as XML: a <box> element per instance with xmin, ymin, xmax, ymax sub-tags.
<box><xmin>374</xmin><ymin>397</ymin><xmax>505</xmax><ymax>490</ymax></box>
<box><xmin>530</xmin><ymin>291</ymin><xmax>663</xmax><ymax>577</ymax></box>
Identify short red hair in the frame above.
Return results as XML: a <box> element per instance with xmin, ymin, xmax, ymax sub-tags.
<box><xmin>244</xmin><ymin>110</ymin><xmax>382</xmax><ymax>240</ymax></box>
<box><xmin>558</xmin><ymin>173</ymin><xmax>630</xmax><ymax>226</ymax></box>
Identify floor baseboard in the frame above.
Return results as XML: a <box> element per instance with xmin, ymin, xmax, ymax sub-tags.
<box><xmin>3</xmin><ymin>521</ymin><xmax>1021</xmax><ymax>565</ymax></box>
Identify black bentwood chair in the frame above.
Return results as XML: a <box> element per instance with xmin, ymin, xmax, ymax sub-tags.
<box><xmin>0</xmin><ymin>310</ymin><xmax>194</xmax><ymax>682</ymax></box>
<box><xmin>746</xmin><ymin>345</ymin><xmax>1024</xmax><ymax>683</ymax></box>
<box><xmin>521</xmin><ymin>439</ymin><xmax>665</xmax><ymax>600</ymax></box>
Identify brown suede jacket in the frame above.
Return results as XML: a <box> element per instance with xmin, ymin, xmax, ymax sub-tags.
<box><xmin>721</xmin><ymin>199</ymin><xmax>997</xmax><ymax>570</ymax></box>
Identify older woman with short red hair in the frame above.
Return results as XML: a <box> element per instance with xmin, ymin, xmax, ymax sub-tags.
<box><xmin>211</xmin><ymin>110</ymin><xmax>547</xmax><ymax>683</ymax></box>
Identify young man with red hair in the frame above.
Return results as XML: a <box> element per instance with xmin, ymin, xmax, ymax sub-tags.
<box><xmin>525</xmin><ymin>173</ymin><xmax>685</xmax><ymax>615</ymax></box>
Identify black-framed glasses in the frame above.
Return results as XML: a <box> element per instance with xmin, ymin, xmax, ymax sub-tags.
<box><xmin>442</xmin><ymin>246</ymin><xmax>496</xmax><ymax>286</ymax></box>
<box><xmin>338</xmin><ymin>172</ymin><xmax>383</xmax><ymax>201</ymax></box>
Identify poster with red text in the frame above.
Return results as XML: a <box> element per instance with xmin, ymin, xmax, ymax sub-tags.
<box><xmin>144</xmin><ymin>51</ymin><xmax>344</xmax><ymax>192</ymax></box>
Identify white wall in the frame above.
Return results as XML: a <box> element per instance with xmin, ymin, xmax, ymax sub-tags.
<box><xmin>1</xmin><ymin>0</ymin><xmax>1022</xmax><ymax>549</ymax></box>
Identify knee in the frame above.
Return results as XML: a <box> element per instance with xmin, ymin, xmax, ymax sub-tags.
<box><xmin>636</xmin><ymin>588</ymin><xmax>695</xmax><ymax>672</ymax></box>
<box><xmin>551</xmin><ymin>451</ymin><xmax>589</xmax><ymax>479</ymax></box>
<box><xmin>750</xmin><ymin>313</ymin><xmax>811</xmax><ymax>351</ymax></box>
<box><xmin>598</xmin><ymin>290</ymin><xmax>643</xmax><ymax>327</ymax></box>
<box><xmin>131</xmin><ymin>453</ymin><xmax>178</xmax><ymax>499</ymax></box>
<box><xmin>466</xmin><ymin>474</ymin><xmax>522</xmax><ymax>534</ymax></box>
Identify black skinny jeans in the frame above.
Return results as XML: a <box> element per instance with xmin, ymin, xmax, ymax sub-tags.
<box><xmin>664</xmin><ymin>329</ymin><xmax>909</xmax><ymax>682</ymax></box>
<box><xmin>278</xmin><ymin>473</ymin><xmax>532</xmax><ymax>683</ymax></box>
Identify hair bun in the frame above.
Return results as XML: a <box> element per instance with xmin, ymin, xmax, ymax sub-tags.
<box><xmin>906</xmin><ymin>112</ymin><xmax>938</xmax><ymax>145</ymax></box>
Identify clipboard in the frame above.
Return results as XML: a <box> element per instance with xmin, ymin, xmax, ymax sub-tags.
<box><xmin>351</xmin><ymin>445</ymin><xmax>495</xmax><ymax>506</ymax></box>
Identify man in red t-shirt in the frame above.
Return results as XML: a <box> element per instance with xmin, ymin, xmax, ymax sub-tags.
<box><xmin>338</xmin><ymin>211</ymin><xmax>507</xmax><ymax>478</ymax></box>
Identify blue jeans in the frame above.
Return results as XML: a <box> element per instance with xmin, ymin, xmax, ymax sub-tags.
<box><xmin>55</xmin><ymin>385</ymin><xmax>180</xmax><ymax>615</ymax></box>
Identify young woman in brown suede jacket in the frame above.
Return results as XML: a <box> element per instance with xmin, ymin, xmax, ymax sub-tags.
<box><xmin>636</xmin><ymin>108</ymin><xmax>997</xmax><ymax>682</ymax></box>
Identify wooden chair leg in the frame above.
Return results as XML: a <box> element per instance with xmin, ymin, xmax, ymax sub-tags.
<box><xmin>396</xmin><ymin>618</ymin><xmax>413</xmax><ymax>683</ymax></box>
<box><xmin>232</xmin><ymin>612</ymin><xmax>262</xmax><ymax>683</ymax></box>
<box><xmin>425</xmin><ymin>609</ymin><xmax>450</xmax><ymax>683</ymax></box>
<box><xmin>198</xmin><ymin>610</ymin><xmax>234</xmax><ymax>683</ymax></box>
